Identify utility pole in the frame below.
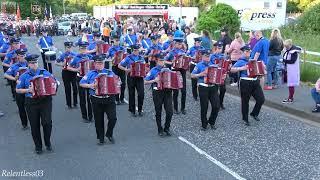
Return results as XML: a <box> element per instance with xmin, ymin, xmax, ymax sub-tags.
<box><xmin>63</xmin><ymin>0</ymin><xmax>66</xmax><ymax>14</ymax></box>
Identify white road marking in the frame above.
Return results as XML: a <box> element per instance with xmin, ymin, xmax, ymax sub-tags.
<box><xmin>178</xmin><ymin>136</ymin><xmax>246</xmax><ymax>180</ymax></box>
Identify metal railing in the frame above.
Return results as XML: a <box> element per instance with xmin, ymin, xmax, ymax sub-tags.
<box><xmin>302</xmin><ymin>50</ymin><xmax>320</xmax><ymax>66</ymax></box>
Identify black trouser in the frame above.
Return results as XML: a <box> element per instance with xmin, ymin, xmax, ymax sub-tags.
<box><xmin>77</xmin><ymin>76</ymin><xmax>93</xmax><ymax>120</ymax></box>
<box><xmin>112</xmin><ymin>65</ymin><xmax>126</xmax><ymax>102</ymax></box>
<box><xmin>198</xmin><ymin>85</ymin><xmax>220</xmax><ymax>128</ymax></box>
<box><xmin>10</xmin><ymin>80</ymin><xmax>16</xmax><ymax>99</ymax></box>
<box><xmin>62</xmin><ymin>70</ymin><xmax>78</xmax><ymax>107</ymax></box>
<box><xmin>26</xmin><ymin>25</ymin><xmax>31</xmax><ymax>36</ymax></box>
<box><xmin>91</xmin><ymin>96</ymin><xmax>117</xmax><ymax>141</ymax></box>
<box><xmin>25</xmin><ymin>97</ymin><xmax>52</xmax><ymax>150</ymax></box>
<box><xmin>41</xmin><ymin>49</ymin><xmax>53</xmax><ymax>73</ymax></box>
<box><xmin>229</xmin><ymin>61</ymin><xmax>239</xmax><ymax>83</ymax></box>
<box><xmin>127</xmin><ymin>76</ymin><xmax>144</xmax><ymax>113</ymax></box>
<box><xmin>3</xmin><ymin>65</ymin><xmax>10</xmax><ymax>85</ymax></box>
<box><xmin>35</xmin><ymin>27</ymin><xmax>41</xmax><ymax>37</ymax></box>
<box><xmin>16</xmin><ymin>93</ymin><xmax>28</xmax><ymax>127</ymax></box>
<box><xmin>150</xmin><ymin>61</ymin><xmax>156</xmax><ymax>69</ymax></box>
<box><xmin>173</xmin><ymin>69</ymin><xmax>187</xmax><ymax>111</ymax></box>
<box><xmin>152</xmin><ymin>89</ymin><xmax>173</xmax><ymax>133</ymax></box>
<box><xmin>240</xmin><ymin>79</ymin><xmax>265</xmax><ymax>121</ymax></box>
<box><xmin>219</xmin><ymin>83</ymin><xmax>226</xmax><ymax>106</ymax></box>
<box><xmin>189</xmin><ymin>63</ymin><xmax>198</xmax><ymax>99</ymax></box>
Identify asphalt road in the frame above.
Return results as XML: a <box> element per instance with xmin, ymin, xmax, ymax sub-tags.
<box><xmin>0</xmin><ymin>36</ymin><xmax>319</xmax><ymax>180</ymax></box>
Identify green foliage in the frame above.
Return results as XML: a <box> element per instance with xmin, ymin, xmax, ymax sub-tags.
<box><xmin>287</xmin><ymin>1</ymin><xmax>301</xmax><ymax>13</ymax></box>
<box><xmin>196</xmin><ymin>3</ymin><xmax>240</xmax><ymax>36</ymax></box>
<box><xmin>297</xmin><ymin>3</ymin><xmax>320</xmax><ymax>32</ymax></box>
<box><xmin>300</xmin><ymin>62</ymin><xmax>320</xmax><ymax>83</ymax></box>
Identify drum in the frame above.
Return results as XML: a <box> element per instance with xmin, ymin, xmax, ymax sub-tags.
<box><xmin>30</xmin><ymin>76</ymin><xmax>57</xmax><ymax>98</ymax></box>
<box><xmin>157</xmin><ymin>69</ymin><xmax>183</xmax><ymax>90</ymax></box>
<box><xmin>79</xmin><ymin>60</ymin><xmax>95</xmax><ymax>76</ymax></box>
<box><xmin>204</xmin><ymin>66</ymin><xmax>226</xmax><ymax>85</ymax></box>
<box><xmin>113</xmin><ymin>51</ymin><xmax>127</xmax><ymax>66</ymax></box>
<box><xmin>130</xmin><ymin>62</ymin><xmax>148</xmax><ymax>77</ymax></box>
<box><xmin>247</xmin><ymin>60</ymin><xmax>265</xmax><ymax>78</ymax></box>
<box><xmin>95</xmin><ymin>73</ymin><xmax>121</xmax><ymax>96</ymax></box>
<box><xmin>44</xmin><ymin>51</ymin><xmax>56</xmax><ymax>63</ymax></box>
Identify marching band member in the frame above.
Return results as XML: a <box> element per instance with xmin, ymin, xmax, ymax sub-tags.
<box><xmin>230</xmin><ymin>45</ymin><xmax>265</xmax><ymax>126</ymax></box>
<box><xmin>164</xmin><ymin>37</ymin><xmax>187</xmax><ymax>115</ymax></box>
<box><xmin>16</xmin><ymin>54</ymin><xmax>57</xmax><ymax>154</ymax></box>
<box><xmin>144</xmin><ymin>53</ymin><xmax>173</xmax><ymax>137</ymax></box>
<box><xmin>141</xmin><ymin>31</ymin><xmax>151</xmax><ymax>50</ymax></box>
<box><xmin>80</xmin><ymin>54</ymin><xmax>118</xmax><ymax>145</ymax></box>
<box><xmin>2</xmin><ymin>37</ymin><xmax>21</xmax><ymax>100</ymax></box>
<box><xmin>36</xmin><ymin>29</ymin><xmax>55</xmax><ymax>73</ymax></box>
<box><xmin>124</xmin><ymin>28</ymin><xmax>138</xmax><ymax>54</ymax></box>
<box><xmin>191</xmin><ymin>49</ymin><xmax>220</xmax><ymax>131</ymax></box>
<box><xmin>0</xmin><ymin>30</ymin><xmax>16</xmax><ymax>86</ymax></box>
<box><xmin>187</xmin><ymin>37</ymin><xmax>204</xmax><ymax>101</ymax></box>
<box><xmin>107</xmin><ymin>35</ymin><xmax>127</xmax><ymax>105</ymax></box>
<box><xmin>87</xmin><ymin>32</ymin><xmax>101</xmax><ymax>55</ymax></box>
<box><xmin>4</xmin><ymin>48</ymin><xmax>29</xmax><ymax>129</ymax></box>
<box><xmin>56</xmin><ymin>42</ymin><xmax>78</xmax><ymax>109</ymax></box>
<box><xmin>162</xmin><ymin>32</ymin><xmax>174</xmax><ymax>53</ymax></box>
<box><xmin>210</xmin><ymin>41</ymin><xmax>227</xmax><ymax>110</ymax></box>
<box><xmin>118</xmin><ymin>44</ymin><xmax>145</xmax><ymax>117</ymax></box>
<box><xmin>68</xmin><ymin>42</ymin><xmax>93</xmax><ymax>123</ymax></box>
<box><xmin>144</xmin><ymin>34</ymin><xmax>163</xmax><ymax>69</ymax></box>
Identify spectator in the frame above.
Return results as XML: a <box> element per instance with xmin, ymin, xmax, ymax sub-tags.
<box><xmin>186</xmin><ymin>27</ymin><xmax>199</xmax><ymax>50</ymax></box>
<box><xmin>265</xmin><ymin>28</ymin><xmax>284</xmax><ymax>90</ymax></box>
<box><xmin>227</xmin><ymin>32</ymin><xmax>245</xmax><ymax>86</ymax></box>
<box><xmin>102</xmin><ymin>24</ymin><xmax>111</xmax><ymax>44</ymax></box>
<box><xmin>282</xmin><ymin>39</ymin><xmax>301</xmax><ymax>104</ymax></box>
<box><xmin>201</xmin><ymin>30</ymin><xmax>212</xmax><ymax>50</ymax></box>
<box><xmin>218</xmin><ymin>27</ymin><xmax>232</xmax><ymax>54</ymax></box>
<box><xmin>248</xmin><ymin>30</ymin><xmax>258</xmax><ymax>49</ymax></box>
<box><xmin>311</xmin><ymin>78</ymin><xmax>320</xmax><ymax>113</ymax></box>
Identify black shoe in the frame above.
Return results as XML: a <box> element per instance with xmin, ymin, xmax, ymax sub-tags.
<box><xmin>12</xmin><ymin>98</ymin><xmax>16</xmax><ymax>102</ymax></box>
<box><xmin>210</xmin><ymin>124</ymin><xmax>217</xmax><ymax>130</ymax></box>
<box><xmin>201</xmin><ymin>127</ymin><xmax>208</xmax><ymax>131</ymax></box>
<box><xmin>131</xmin><ymin>112</ymin><xmax>137</xmax><ymax>117</ymax></box>
<box><xmin>220</xmin><ymin>105</ymin><xmax>225</xmax><ymax>110</ymax></box>
<box><xmin>35</xmin><ymin>149</ymin><xmax>43</xmax><ymax>155</ymax></box>
<box><xmin>22</xmin><ymin>126</ymin><xmax>29</xmax><ymax>130</ymax></box>
<box><xmin>164</xmin><ymin>129</ymin><xmax>171</xmax><ymax>136</ymax></box>
<box><xmin>116</xmin><ymin>101</ymin><xmax>121</xmax><ymax>105</ymax></box>
<box><xmin>120</xmin><ymin>99</ymin><xmax>127</xmax><ymax>104</ymax></box>
<box><xmin>312</xmin><ymin>106</ymin><xmax>320</xmax><ymax>113</ymax></box>
<box><xmin>46</xmin><ymin>146</ymin><xmax>53</xmax><ymax>152</ymax></box>
<box><xmin>138</xmin><ymin>111</ymin><xmax>143</xmax><ymax>117</ymax></box>
<box><xmin>250</xmin><ymin>114</ymin><xmax>260</xmax><ymax>121</ymax></box>
<box><xmin>242</xmin><ymin>119</ymin><xmax>250</xmax><ymax>126</ymax></box>
<box><xmin>67</xmin><ymin>106</ymin><xmax>72</xmax><ymax>109</ymax></box>
<box><xmin>83</xmin><ymin>118</ymin><xmax>91</xmax><ymax>123</ymax></box>
<box><xmin>107</xmin><ymin>136</ymin><xmax>115</xmax><ymax>144</ymax></box>
<box><xmin>181</xmin><ymin>109</ymin><xmax>186</xmax><ymax>115</ymax></box>
<box><xmin>193</xmin><ymin>97</ymin><xmax>198</xmax><ymax>101</ymax></box>
<box><xmin>73</xmin><ymin>104</ymin><xmax>78</xmax><ymax>108</ymax></box>
<box><xmin>174</xmin><ymin>110</ymin><xmax>180</xmax><ymax>114</ymax></box>
<box><xmin>97</xmin><ymin>140</ymin><xmax>105</xmax><ymax>145</ymax></box>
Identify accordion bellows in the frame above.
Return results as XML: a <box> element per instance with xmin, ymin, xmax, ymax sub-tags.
<box><xmin>30</xmin><ymin>76</ymin><xmax>57</xmax><ymax>98</ymax></box>
<box><xmin>113</xmin><ymin>51</ymin><xmax>127</xmax><ymax>66</ymax></box>
<box><xmin>95</xmin><ymin>73</ymin><xmax>121</xmax><ymax>96</ymax></box>
<box><xmin>246</xmin><ymin>60</ymin><xmax>265</xmax><ymax>78</ymax></box>
<box><xmin>79</xmin><ymin>60</ymin><xmax>95</xmax><ymax>77</ymax></box>
<box><xmin>204</xmin><ymin>66</ymin><xmax>226</xmax><ymax>85</ymax></box>
<box><xmin>130</xmin><ymin>62</ymin><xmax>149</xmax><ymax>77</ymax></box>
<box><xmin>173</xmin><ymin>55</ymin><xmax>192</xmax><ymax>70</ymax></box>
<box><xmin>157</xmin><ymin>70</ymin><xmax>183</xmax><ymax>90</ymax></box>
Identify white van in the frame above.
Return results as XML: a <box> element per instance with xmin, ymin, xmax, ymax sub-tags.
<box><xmin>71</xmin><ymin>13</ymin><xmax>88</xmax><ymax>20</ymax></box>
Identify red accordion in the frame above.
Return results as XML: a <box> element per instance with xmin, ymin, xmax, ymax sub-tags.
<box><xmin>173</xmin><ymin>55</ymin><xmax>191</xmax><ymax>70</ymax></box>
<box><xmin>193</xmin><ymin>50</ymin><xmax>201</xmax><ymax>63</ymax></box>
<box><xmin>79</xmin><ymin>60</ymin><xmax>95</xmax><ymax>76</ymax></box>
<box><xmin>246</xmin><ymin>60</ymin><xmax>265</xmax><ymax>78</ymax></box>
<box><xmin>30</xmin><ymin>76</ymin><xmax>57</xmax><ymax>98</ymax></box>
<box><xmin>130</xmin><ymin>62</ymin><xmax>148</xmax><ymax>77</ymax></box>
<box><xmin>63</xmin><ymin>56</ymin><xmax>73</xmax><ymax>70</ymax></box>
<box><xmin>157</xmin><ymin>70</ymin><xmax>183</xmax><ymax>90</ymax></box>
<box><xmin>96</xmin><ymin>43</ymin><xmax>110</xmax><ymax>55</ymax></box>
<box><xmin>204</xmin><ymin>66</ymin><xmax>226</xmax><ymax>85</ymax></box>
<box><xmin>17</xmin><ymin>67</ymin><xmax>28</xmax><ymax>76</ymax></box>
<box><xmin>113</xmin><ymin>51</ymin><xmax>127</xmax><ymax>66</ymax></box>
<box><xmin>149</xmin><ymin>49</ymin><xmax>161</xmax><ymax>62</ymax></box>
<box><xmin>95</xmin><ymin>73</ymin><xmax>121</xmax><ymax>96</ymax></box>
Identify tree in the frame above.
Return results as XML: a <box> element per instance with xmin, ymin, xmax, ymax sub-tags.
<box><xmin>298</xmin><ymin>3</ymin><xmax>320</xmax><ymax>32</ymax></box>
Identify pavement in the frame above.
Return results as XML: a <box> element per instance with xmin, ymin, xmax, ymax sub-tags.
<box><xmin>0</xmin><ymin>35</ymin><xmax>320</xmax><ymax>180</ymax></box>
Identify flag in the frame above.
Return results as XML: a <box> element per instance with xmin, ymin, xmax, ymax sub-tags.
<box><xmin>44</xmin><ymin>3</ymin><xmax>49</xmax><ymax>18</ymax></box>
<box><xmin>49</xmin><ymin>6</ymin><xmax>52</xmax><ymax>18</ymax></box>
<box><xmin>16</xmin><ymin>3</ymin><xmax>21</xmax><ymax>20</ymax></box>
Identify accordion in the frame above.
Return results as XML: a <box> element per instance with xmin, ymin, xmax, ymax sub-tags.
<box><xmin>193</xmin><ymin>50</ymin><xmax>202</xmax><ymax>63</ymax></box>
<box><xmin>63</xmin><ymin>56</ymin><xmax>73</xmax><ymax>70</ymax></box>
<box><xmin>157</xmin><ymin>70</ymin><xmax>183</xmax><ymax>90</ymax></box>
<box><xmin>130</xmin><ymin>62</ymin><xmax>148</xmax><ymax>77</ymax></box>
<box><xmin>246</xmin><ymin>60</ymin><xmax>265</xmax><ymax>78</ymax></box>
<box><xmin>30</xmin><ymin>76</ymin><xmax>57</xmax><ymax>98</ymax></box>
<box><xmin>113</xmin><ymin>50</ymin><xmax>127</xmax><ymax>66</ymax></box>
<box><xmin>204</xmin><ymin>66</ymin><xmax>226</xmax><ymax>85</ymax></box>
<box><xmin>96</xmin><ymin>43</ymin><xmax>111</xmax><ymax>55</ymax></box>
<box><xmin>173</xmin><ymin>55</ymin><xmax>191</xmax><ymax>70</ymax></box>
<box><xmin>79</xmin><ymin>59</ymin><xmax>95</xmax><ymax>77</ymax></box>
<box><xmin>95</xmin><ymin>73</ymin><xmax>121</xmax><ymax>96</ymax></box>
<box><xmin>149</xmin><ymin>49</ymin><xmax>161</xmax><ymax>62</ymax></box>
<box><xmin>17</xmin><ymin>67</ymin><xmax>28</xmax><ymax>77</ymax></box>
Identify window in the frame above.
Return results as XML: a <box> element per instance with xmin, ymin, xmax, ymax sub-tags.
<box><xmin>277</xmin><ymin>2</ymin><xmax>283</xmax><ymax>8</ymax></box>
<box><xmin>264</xmin><ymin>2</ymin><xmax>270</xmax><ymax>8</ymax></box>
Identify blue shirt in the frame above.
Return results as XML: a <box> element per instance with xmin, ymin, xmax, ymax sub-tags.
<box><xmin>69</xmin><ymin>53</ymin><xmax>93</xmax><ymax>68</ymax></box>
<box><xmin>209</xmin><ymin>53</ymin><xmax>225</xmax><ymax>65</ymax></box>
<box><xmin>144</xmin><ymin>65</ymin><xmax>165</xmax><ymax>89</ymax></box>
<box><xmin>145</xmin><ymin>43</ymin><xmax>163</xmax><ymax>56</ymax></box>
<box><xmin>0</xmin><ymin>41</ymin><xmax>10</xmax><ymax>53</ymax></box>
<box><xmin>5</xmin><ymin>61</ymin><xmax>28</xmax><ymax>77</ymax></box>
<box><xmin>107</xmin><ymin>45</ymin><xmax>125</xmax><ymax>59</ymax></box>
<box><xmin>191</xmin><ymin>61</ymin><xmax>212</xmax><ymax>84</ymax></box>
<box><xmin>56</xmin><ymin>51</ymin><xmax>77</xmax><ymax>63</ymax></box>
<box><xmin>3</xmin><ymin>50</ymin><xmax>17</xmax><ymax>64</ymax></box>
<box><xmin>233</xmin><ymin>56</ymin><xmax>249</xmax><ymax>77</ymax></box>
<box><xmin>16</xmin><ymin>68</ymin><xmax>54</xmax><ymax>97</ymax></box>
<box><xmin>187</xmin><ymin>45</ymin><xmax>204</xmax><ymax>57</ymax></box>
<box><xmin>87</xmin><ymin>41</ymin><xmax>97</xmax><ymax>52</ymax></box>
<box><xmin>250</xmin><ymin>37</ymin><xmax>270</xmax><ymax>64</ymax></box>
<box><xmin>165</xmin><ymin>48</ymin><xmax>185</xmax><ymax>61</ymax></box>
<box><xmin>125</xmin><ymin>34</ymin><xmax>138</xmax><ymax>46</ymax></box>
<box><xmin>0</xmin><ymin>33</ymin><xmax>6</xmax><ymax>47</ymax></box>
<box><xmin>142</xmin><ymin>38</ymin><xmax>152</xmax><ymax>49</ymax></box>
<box><xmin>79</xmin><ymin>69</ymin><xmax>115</xmax><ymax>95</ymax></box>
<box><xmin>201</xmin><ymin>36</ymin><xmax>212</xmax><ymax>50</ymax></box>
<box><xmin>162</xmin><ymin>40</ymin><xmax>173</xmax><ymax>51</ymax></box>
<box><xmin>119</xmin><ymin>54</ymin><xmax>145</xmax><ymax>69</ymax></box>
<box><xmin>38</xmin><ymin>36</ymin><xmax>54</xmax><ymax>49</ymax></box>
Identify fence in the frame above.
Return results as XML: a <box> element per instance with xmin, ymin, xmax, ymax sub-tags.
<box><xmin>302</xmin><ymin>50</ymin><xmax>320</xmax><ymax>66</ymax></box>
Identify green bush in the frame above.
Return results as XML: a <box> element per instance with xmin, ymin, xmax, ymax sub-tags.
<box><xmin>300</xmin><ymin>62</ymin><xmax>320</xmax><ymax>83</ymax></box>
<box><xmin>287</xmin><ymin>1</ymin><xmax>301</xmax><ymax>13</ymax></box>
<box><xmin>298</xmin><ymin>3</ymin><xmax>320</xmax><ymax>32</ymax></box>
<box><xmin>196</xmin><ymin>3</ymin><xmax>240</xmax><ymax>36</ymax></box>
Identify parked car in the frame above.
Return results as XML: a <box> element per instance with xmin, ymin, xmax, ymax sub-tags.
<box><xmin>58</xmin><ymin>21</ymin><xmax>71</xmax><ymax>35</ymax></box>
